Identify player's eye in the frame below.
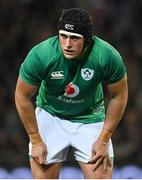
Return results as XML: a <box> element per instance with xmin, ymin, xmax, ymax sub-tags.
<box><xmin>60</xmin><ymin>33</ymin><xmax>68</xmax><ymax>39</ymax></box>
<box><xmin>70</xmin><ymin>36</ymin><xmax>81</xmax><ymax>40</ymax></box>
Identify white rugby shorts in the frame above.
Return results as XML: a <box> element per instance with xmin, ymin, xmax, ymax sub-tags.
<box><xmin>29</xmin><ymin>107</ymin><xmax>114</xmax><ymax>164</ymax></box>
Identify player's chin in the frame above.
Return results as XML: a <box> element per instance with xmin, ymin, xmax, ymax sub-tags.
<box><xmin>64</xmin><ymin>54</ymin><xmax>77</xmax><ymax>60</ymax></box>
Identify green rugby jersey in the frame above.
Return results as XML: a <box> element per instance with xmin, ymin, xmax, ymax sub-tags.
<box><xmin>19</xmin><ymin>35</ymin><xmax>126</xmax><ymax>123</ymax></box>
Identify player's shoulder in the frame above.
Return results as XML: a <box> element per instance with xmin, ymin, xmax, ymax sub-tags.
<box><xmin>92</xmin><ymin>35</ymin><xmax>121</xmax><ymax>56</ymax></box>
<box><xmin>35</xmin><ymin>36</ymin><xmax>59</xmax><ymax>52</ymax></box>
<box><xmin>90</xmin><ymin>36</ymin><xmax>123</xmax><ymax>69</ymax></box>
<box><xmin>29</xmin><ymin>36</ymin><xmax>61</xmax><ymax>66</ymax></box>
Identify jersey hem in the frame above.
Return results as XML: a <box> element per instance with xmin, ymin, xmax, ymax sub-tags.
<box><xmin>36</xmin><ymin>106</ymin><xmax>105</xmax><ymax>124</ymax></box>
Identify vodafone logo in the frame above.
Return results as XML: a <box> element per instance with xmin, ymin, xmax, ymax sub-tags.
<box><xmin>64</xmin><ymin>82</ymin><xmax>79</xmax><ymax>98</ymax></box>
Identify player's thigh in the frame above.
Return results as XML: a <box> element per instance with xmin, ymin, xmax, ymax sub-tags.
<box><xmin>78</xmin><ymin>160</ymin><xmax>113</xmax><ymax>179</ymax></box>
<box><xmin>30</xmin><ymin>159</ymin><xmax>62</xmax><ymax>179</ymax></box>
<box><xmin>72</xmin><ymin>122</ymin><xmax>114</xmax><ymax>163</ymax></box>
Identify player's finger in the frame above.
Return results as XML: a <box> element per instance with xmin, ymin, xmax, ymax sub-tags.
<box><xmin>92</xmin><ymin>157</ymin><xmax>104</xmax><ymax>171</ymax></box>
<box><xmin>89</xmin><ymin>153</ymin><xmax>100</xmax><ymax>163</ymax></box>
<box><xmin>43</xmin><ymin>151</ymin><xmax>48</xmax><ymax>164</ymax></box>
<box><xmin>103</xmin><ymin>156</ymin><xmax>112</xmax><ymax>172</ymax></box>
<box><xmin>39</xmin><ymin>155</ymin><xmax>45</xmax><ymax>164</ymax></box>
<box><xmin>33</xmin><ymin>156</ymin><xmax>40</xmax><ymax>164</ymax></box>
<box><xmin>103</xmin><ymin>157</ymin><xmax>108</xmax><ymax>172</ymax></box>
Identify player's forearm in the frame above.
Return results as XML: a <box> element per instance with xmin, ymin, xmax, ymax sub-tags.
<box><xmin>99</xmin><ymin>92</ymin><xmax>128</xmax><ymax>143</ymax></box>
<box><xmin>15</xmin><ymin>92</ymin><xmax>42</xmax><ymax>144</ymax></box>
<box><xmin>98</xmin><ymin>75</ymin><xmax>128</xmax><ymax>143</ymax></box>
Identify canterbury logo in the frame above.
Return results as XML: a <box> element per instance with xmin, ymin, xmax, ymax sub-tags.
<box><xmin>65</xmin><ymin>24</ymin><xmax>74</xmax><ymax>30</ymax></box>
<box><xmin>51</xmin><ymin>71</ymin><xmax>64</xmax><ymax>79</ymax></box>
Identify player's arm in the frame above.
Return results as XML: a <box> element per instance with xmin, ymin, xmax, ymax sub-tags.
<box><xmin>90</xmin><ymin>74</ymin><xmax>128</xmax><ymax>171</ymax></box>
<box><xmin>15</xmin><ymin>77</ymin><xmax>41</xmax><ymax>142</ymax></box>
<box><xmin>15</xmin><ymin>78</ymin><xmax>41</xmax><ymax>144</ymax></box>
<box><xmin>99</xmin><ymin>74</ymin><xmax>128</xmax><ymax>142</ymax></box>
<box><xmin>15</xmin><ymin>77</ymin><xmax>47</xmax><ymax>164</ymax></box>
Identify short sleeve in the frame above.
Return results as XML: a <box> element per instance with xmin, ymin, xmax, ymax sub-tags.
<box><xmin>102</xmin><ymin>48</ymin><xmax>126</xmax><ymax>84</ymax></box>
<box><xmin>19</xmin><ymin>46</ymin><xmax>45</xmax><ymax>86</ymax></box>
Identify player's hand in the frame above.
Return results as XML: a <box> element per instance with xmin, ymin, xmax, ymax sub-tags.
<box><xmin>89</xmin><ymin>139</ymin><xmax>111</xmax><ymax>172</ymax></box>
<box><xmin>31</xmin><ymin>142</ymin><xmax>48</xmax><ymax>165</ymax></box>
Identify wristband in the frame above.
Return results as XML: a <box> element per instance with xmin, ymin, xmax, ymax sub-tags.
<box><xmin>98</xmin><ymin>128</ymin><xmax>112</xmax><ymax>143</ymax></box>
<box><xmin>28</xmin><ymin>131</ymin><xmax>42</xmax><ymax>145</ymax></box>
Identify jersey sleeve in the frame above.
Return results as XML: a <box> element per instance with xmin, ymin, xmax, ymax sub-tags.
<box><xmin>102</xmin><ymin>48</ymin><xmax>126</xmax><ymax>84</ymax></box>
<box><xmin>19</xmin><ymin>46</ymin><xmax>45</xmax><ymax>86</ymax></box>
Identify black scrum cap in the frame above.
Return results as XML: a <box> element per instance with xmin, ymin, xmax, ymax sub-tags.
<box><xmin>57</xmin><ymin>8</ymin><xmax>94</xmax><ymax>42</ymax></box>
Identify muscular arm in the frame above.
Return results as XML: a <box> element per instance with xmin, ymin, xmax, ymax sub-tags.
<box><xmin>15</xmin><ymin>78</ymin><xmax>41</xmax><ymax>140</ymax></box>
<box><xmin>15</xmin><ymin>78</ymin><xmax>47</xmax><ymax>164</ymax></box>
<box><xmin>90</xmin><ymin>74</ymin><xmax>128</xmax><ymax>171</ymax></box>
<box><xmin>99</xmin><ymin>74</ymin><xmax>128</xmax><ymax>141</ymax></box>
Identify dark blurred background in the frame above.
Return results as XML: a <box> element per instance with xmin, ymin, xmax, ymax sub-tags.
<box><xmin>0</xmin><ymin>0</ymin><xmax>142</xmax><ymax>178</ymax></box>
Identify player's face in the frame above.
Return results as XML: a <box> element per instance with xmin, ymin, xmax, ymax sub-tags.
<box><xmin>59</xmin><ymin>33</ymin><xmax>84</xmax><ymax>59</ymax></box>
